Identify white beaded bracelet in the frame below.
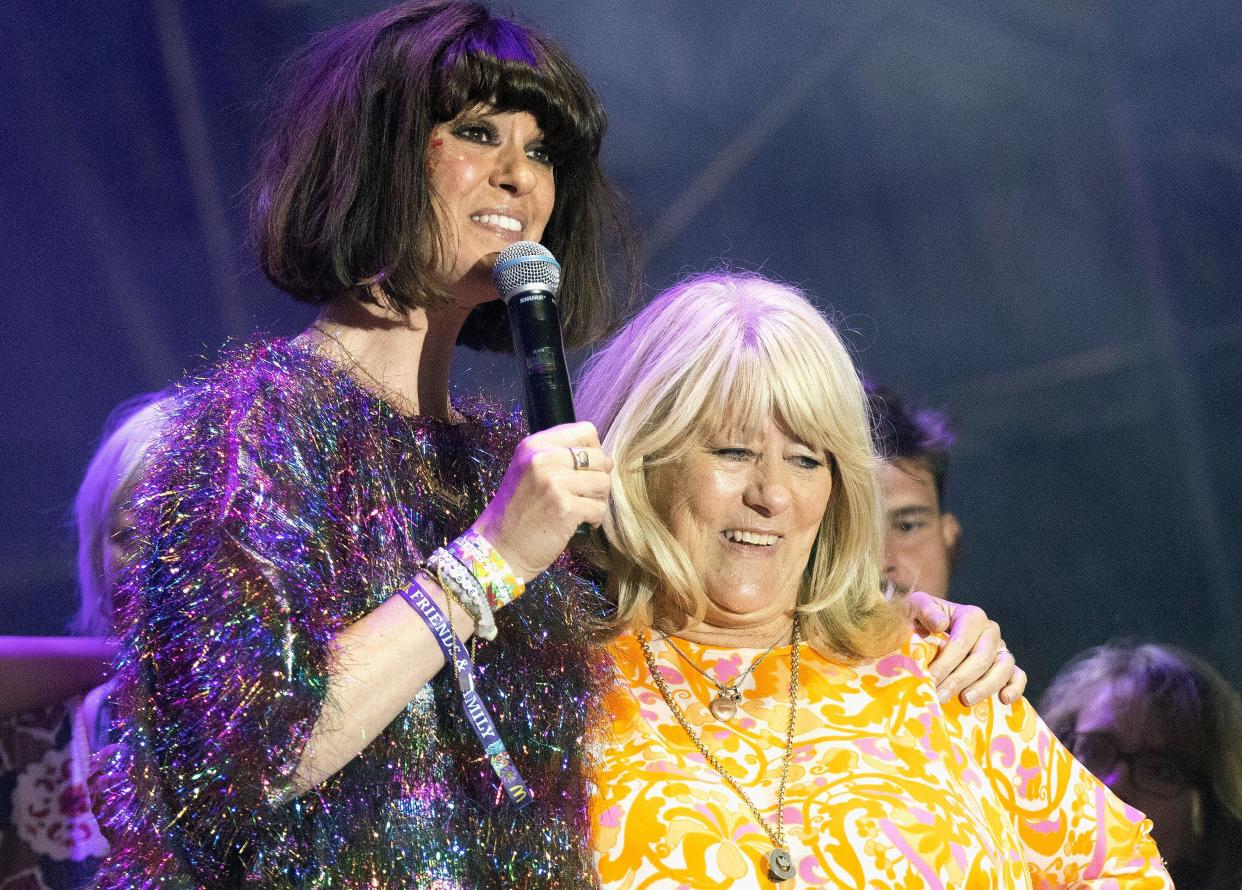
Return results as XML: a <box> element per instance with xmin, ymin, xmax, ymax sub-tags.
<box><xmin>427</xmin><ymin>548</ymin><xmax>497</xmax><ymax>641</ymax></box>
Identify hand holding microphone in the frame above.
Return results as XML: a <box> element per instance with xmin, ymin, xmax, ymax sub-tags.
<box><xmin>470</xmin><ymin>242</ymin><xmax>608</xmax><ymax>578</ymax></box>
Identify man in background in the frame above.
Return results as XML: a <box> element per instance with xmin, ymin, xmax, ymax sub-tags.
<box><xmin>868</xmin><ymin>382</ymin><xmax>1023</xmax><ymax>702</ymax></box>
<box><xmin>867</xmin><ymin>382</ymin><xmax>961</xmax><ymax>600</ymax></box>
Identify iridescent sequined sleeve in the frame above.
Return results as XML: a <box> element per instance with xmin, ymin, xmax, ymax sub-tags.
<box><xmin>96</xmin><ymin>341</ymin><xmax>610</xmax><ymax>888</ymax></box>
<box><xmin>96</xmin><ymin>352</ymin><xmax>344</xmax><ymax>885</ymax></box>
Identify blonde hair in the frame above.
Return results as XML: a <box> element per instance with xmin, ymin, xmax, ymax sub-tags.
<box><xmin>577</xmin><ymin>272</ymin><xmax>908</xmax><ymax>660</ymax></box>
<box><xmin>71</xmin><ymin>393</ymin><xmax>170</xmax><ymax>636</ymax></box>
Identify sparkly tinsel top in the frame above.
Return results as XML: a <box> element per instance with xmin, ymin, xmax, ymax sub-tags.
<box><xmin>95</xmin><ymin>339</ymin><xmax>608</xmax><ymax>889</ymax></box>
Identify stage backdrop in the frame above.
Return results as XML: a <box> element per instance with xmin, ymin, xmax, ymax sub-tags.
<box><xmin>2</xmin><ymin>0</ymin><xmax>1238</xmax><ymax>696</ymax></box>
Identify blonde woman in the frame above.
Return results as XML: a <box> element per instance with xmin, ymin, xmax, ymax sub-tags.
<box><xmin>579</xmin><ymin>272</ymin><xmax>1171</xmax><ymax>888</ymax></box>
<box><xmin>0</xmin><ymin>395</ymin><xmax>165</xmax><ymax>718</ymax></box>
<box><xmin>0</xmin><ymin>393</ymin><xmax>166</xmax><ymax>888</ymax></box>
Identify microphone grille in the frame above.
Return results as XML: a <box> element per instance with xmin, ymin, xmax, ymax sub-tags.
<box><xmin>492</xmin><ymin>241</ymin><xmax>561</xmax><ymax>303</ymax></box>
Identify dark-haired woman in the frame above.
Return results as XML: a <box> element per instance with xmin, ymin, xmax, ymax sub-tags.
<box><xmin>1041</xmin><ymin>643</ymin><xmax>1242</xmax><ymax>889</ymax></box>
<box><xmin>96</xmin><ymin>3</ymin><xmax>1021</xmax><ymax>887</ymax></box>
<box><xmin>98</xmin><ymin>4</ymin><xmax>622</xmax><ymax>886</ymax></box>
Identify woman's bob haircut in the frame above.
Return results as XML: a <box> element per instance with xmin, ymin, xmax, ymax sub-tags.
<box><xmin>577</xmin><ymin>272</ymin><xmax>908</xmax><ymax>660</ymax></box>
<box><xmin>253</xmin><ymin>0</ymin><xmax>633</xmax><ymax>351</ymax></box>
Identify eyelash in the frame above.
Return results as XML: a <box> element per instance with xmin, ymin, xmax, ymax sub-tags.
<box><xmin>713</xmin><ymin>448</ymin><xmax>824</xmax><ymax>469</ymax></box>
<box><xmin>451</xmin><ymin>121</ymin><xmax>554</xmax><ymax>167</ymax></box>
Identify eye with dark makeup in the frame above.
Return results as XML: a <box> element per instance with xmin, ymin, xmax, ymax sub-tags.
<box><xmin>450</xmin><ymin>120</ymin><xmax>497</xmax><ymax>144</ymax></box>
<box><xmin>450</xmin><ymin>118</ymin><xmax>555</xmax><ymax>167</ymax></box>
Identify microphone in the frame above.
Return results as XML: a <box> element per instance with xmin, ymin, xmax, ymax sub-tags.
<box><xmin>492</xmin><ymin>241</ymin><xmax>576</xmax><ymax>432</ymax></box>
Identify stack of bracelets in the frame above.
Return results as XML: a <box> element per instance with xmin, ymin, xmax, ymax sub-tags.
<box><xmin>423</xmin><ymin>530</ymin><xmax>523</xmax><ymax>641</ymax></box>
<box><xmin>397</xmin><ymin>529</ymin><xmax>532</xmax><ymax>808</ymax></box>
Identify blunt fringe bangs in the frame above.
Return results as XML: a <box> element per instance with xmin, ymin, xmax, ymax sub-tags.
<box><xmin>577</xmin><ymin>272</ymin><xmax>909</xmax><ymax>660</ymax></box>
<box><xmin>253</xmin><ymin>1</ymin><xmax>633</xmax><ymax>351</ymax></box>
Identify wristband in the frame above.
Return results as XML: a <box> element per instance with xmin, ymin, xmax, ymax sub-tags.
<box><xmin>448</xmin><ymin>529</ymin><xmax>525</xmax><ymax>611</ymax></box>
<box><xmin>397</xmin><ymin>578</ymin><xmax>531</xmax><ymax>809</ymax></box>
<box><xmin>426</xmin><ymin>549</ymin><xmax>497</xmax><ymax>641</ymax></box>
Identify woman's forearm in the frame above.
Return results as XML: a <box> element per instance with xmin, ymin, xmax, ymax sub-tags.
<box><xmin>0</xmin><ymin>636</ymin><xmax>117</xmax><ymax>716</ymax></box>
<box><xmin>289</xmin><ymin>578</ymin><xmax>476</xmax><ymax>796</ymax></box>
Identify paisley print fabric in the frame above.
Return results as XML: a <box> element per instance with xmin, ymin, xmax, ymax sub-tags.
<box><xmin>592</xmin><ymin>630</ymin><xmax>1171</xmax><ymax>889</ymax></box>
<box><xmin>0</xmin><ymin>698</ymin><xmax>107</xmax><ymax>890</ymax></box>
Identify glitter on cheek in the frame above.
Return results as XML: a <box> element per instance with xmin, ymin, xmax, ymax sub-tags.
<box><xmin>427</xmin><ymin>136</ymin><xmax>445</xmax><ymax>175</ymax></box>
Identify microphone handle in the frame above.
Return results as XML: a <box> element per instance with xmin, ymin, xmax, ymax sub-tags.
<box><xmin>507</xmin><ymin>289</ymin><xmax>576</xmax><ymax>432</ymax></box>
<box><xmin>506</xmin><ymin>290</ymin><xmax>590</xmax><ymax>537</ymax></box>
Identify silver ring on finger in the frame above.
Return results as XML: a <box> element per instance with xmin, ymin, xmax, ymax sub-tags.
<box><xmin>997</xmin><ymin>646</ymin><xmax>1011</xmax><ymax>658</ymax></box>
<box><xmin>570</xmin><ymin>447</ymin><xmax>590</xmax><ymax>471</ymax></box>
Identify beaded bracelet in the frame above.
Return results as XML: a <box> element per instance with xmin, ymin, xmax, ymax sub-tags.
<box><xmin>426</xmin><ymin>548</ymin><xmax>497</xmax><ymax>641</ymax></box>
<box><xmin>447</xmin><ymin>529</ymin><xmax>525</xmax><ymax>611</ymax></box>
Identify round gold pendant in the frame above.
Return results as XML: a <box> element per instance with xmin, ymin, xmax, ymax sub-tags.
<box><xmin>768</xmin><ymin>847</ymin><xmax>794</xmax><ymax>882</ymax></box>
<box><xmin>709</xmin><ymin>694</ymin><xmax>738</xmax><ymax>721</ymax></box>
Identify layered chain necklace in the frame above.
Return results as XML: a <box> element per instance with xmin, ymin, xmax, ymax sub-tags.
<box><xmin>636</xmin><ymin>619</ymin><xmax>801</xmax><ymax>884</ymax></box>
<box><xmin>660</xmin><ymin>630</ymin><xmax>784</xmax><ymax>721</ymax></box>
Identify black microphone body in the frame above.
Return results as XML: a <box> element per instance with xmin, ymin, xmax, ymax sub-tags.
<box><xmin>493</xmin><ymin>242</ymin><xmax>589</xmax><ymax>537</ymax></box>
<box><xmin>491</xmin><ymin>241</ymin><xmax>576</xmax><ymax>433</ymax></box>
<box><xmin>506</xmin><ymin>288</ymin><xmax>575</xmax><ymax>432</ymax></box>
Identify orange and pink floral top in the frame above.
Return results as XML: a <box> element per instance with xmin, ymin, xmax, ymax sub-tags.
<box><xmin>591</xmin><ymin>631</ymin><xmax>1171</xmax><ymax>889</ymax></box>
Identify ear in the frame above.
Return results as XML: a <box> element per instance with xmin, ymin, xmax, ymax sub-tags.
<box><xmin>941</xmin><ymin>513</ymin><xmax>962</xmax><ymax>569</ymax></box>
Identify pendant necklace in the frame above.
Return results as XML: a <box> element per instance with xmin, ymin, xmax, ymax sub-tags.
<box><xmin>660</xmin><ymin>629</ymin><xmax>784</xmax><ymax>722</ymax></box>
<box><xmin>638</xmin><ymin>619</ymin><xmax>801</xmax><ymax>883</ymax></box>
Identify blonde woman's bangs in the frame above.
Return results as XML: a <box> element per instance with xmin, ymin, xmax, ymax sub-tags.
<box><xmin>725</xmin><ymin>311</ymin><xmax>864</xmax><ymax>465</ymax></box>
<box><xmin>578</xmin><ymin>270</ymin><xmax>909</xmax><ymax>659</ymax></box>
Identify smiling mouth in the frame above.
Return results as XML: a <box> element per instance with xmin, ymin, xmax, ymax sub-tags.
<box><xmin>470</xmin><ymin>212</ymin><xmax>522</xmax><ymax>233</ymax></box>
<box><xmin>722</xmin><ymin>530</ymin><xmax>780</xmax><ymax>547</ymax></box>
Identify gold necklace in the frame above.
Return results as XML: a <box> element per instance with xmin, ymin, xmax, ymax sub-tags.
<box><xmin>660</xmin><ymin>631</ymin><xmax>784</xmax><ymax>722</ymax></box>
<box><xmin>637</xmin><ymin>619</ymin><xmax>800</xmax><ymax>883</ymax></box>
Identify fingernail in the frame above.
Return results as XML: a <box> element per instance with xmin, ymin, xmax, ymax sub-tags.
<box><xmin>937</xmin><ymin>685</ymin><xmax>953</xmax><ymax>703</ymax></box>
<box><xmin>962</xmin><ymin>690</ymin><xmax>979</xmax><ymax>706</ymax></box>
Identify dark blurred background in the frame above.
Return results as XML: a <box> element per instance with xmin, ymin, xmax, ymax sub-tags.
<box><xmin>2</xmin><ymin>0</ymin><xmax>1239</xmax><ymax>697</ymax></box>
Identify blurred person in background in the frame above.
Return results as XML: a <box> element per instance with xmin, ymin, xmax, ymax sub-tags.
<box><xmin>867</xmin><ymin>384</ymin><xmax>1025</xmax><ymax>704</ymax></box>
<box><xmin>1041</xmin><ymin>641</ymin><xmax>1242</xmax><ymax>889</ymax></box>
<box><xmin>0</xmin><ymin>393</ymin><xmax>166</xmax><ymax>889</ymax></box>
<box><xmin>866</xmin><ymin>383</ymin><xmax>960</xmax><ymax>601</ymax></box>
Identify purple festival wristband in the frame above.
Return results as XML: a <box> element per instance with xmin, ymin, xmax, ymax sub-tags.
<box><xmin>398</xmin><ymin>577</ymin><xmax>532</xmax><ymax>810</ymax></box>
